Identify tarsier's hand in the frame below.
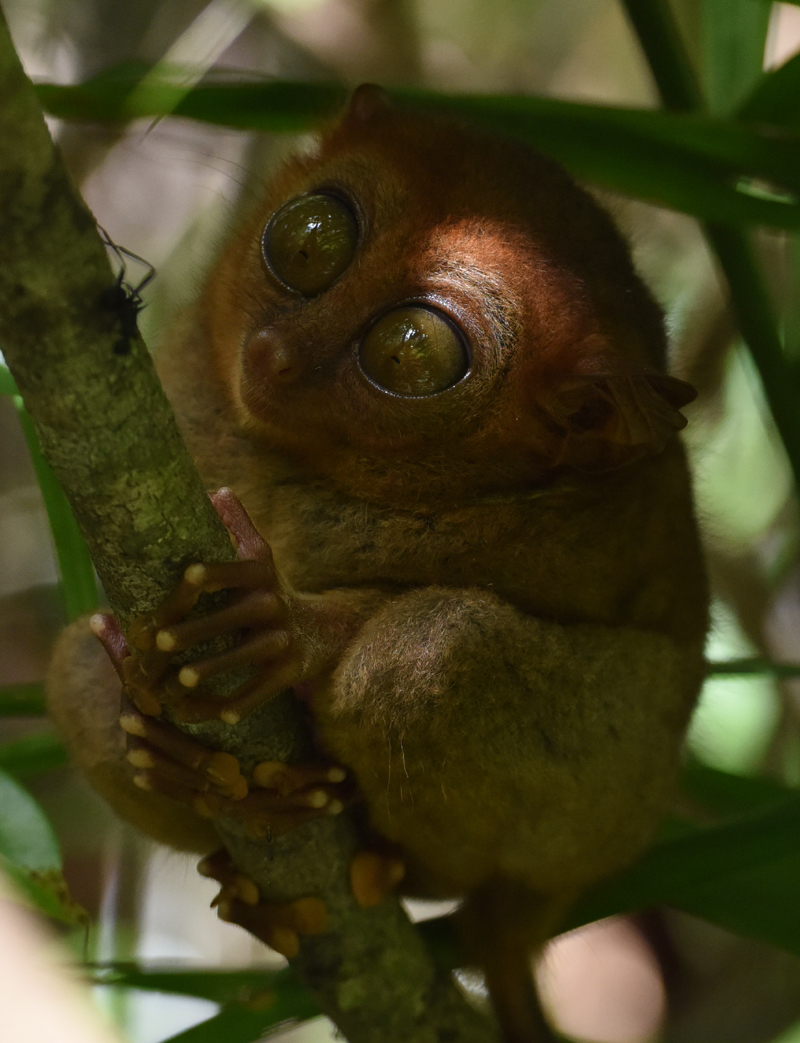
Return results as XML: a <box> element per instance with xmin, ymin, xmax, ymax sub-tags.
<box><xmin>89</xmin><ymin>487</ymin><xmax>354</xmax><ymax>828</ymax></box>
<box><xmin>105</xmin><ymin>487</ymin><xmax>329</xmax><ymax>725</ymax></box>
<box><xmin>91</xmin><ymin>615</ymin><xmax>352</xmax><ymax>831</ymax></box>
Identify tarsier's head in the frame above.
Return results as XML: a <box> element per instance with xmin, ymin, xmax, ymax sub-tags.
<box><xmin>205</xmin><ymin>85</ymin><xmax>695</xmax><ymax>505</ymax></box>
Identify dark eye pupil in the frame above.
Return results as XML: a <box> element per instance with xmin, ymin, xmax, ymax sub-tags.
<box><xmin>262</xmin><ymin>193</ymin><xmax>358</xmax><ymax>297</ymax></box>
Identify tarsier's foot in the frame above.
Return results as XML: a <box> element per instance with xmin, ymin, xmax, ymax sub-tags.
<box><xmin>114</xmin><ymin>699</ymin><xmax>351</xmax><ymax>833</ymax></box>
<box><xmin>100</xmin><ymin>488</ymin><xmax>313</xmax><ymax>724</ymax></box>
<box><xmin>198</xmin><ymin>849</ymin><xmax>327</xmax><ymax>958</ymax></box>
<box><xmin>198</xmin><ymin>846</ymin><xmax>406</xmax><ymax>958</ymax></box>
<box><xmin>215</xmin><ymin>759</ymin><xmax>352</xmax><ymax>839</ymax></box>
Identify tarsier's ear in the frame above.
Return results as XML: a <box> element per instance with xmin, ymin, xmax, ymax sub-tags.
<box><xmin>344</xmin><ymin>84</ymin><xmax>392</xmax><ymax>123</ymax></box>
<box><xmin>547</xmin><ymin>366</ymin><xmax>697</xmax><ymax>472</ymax></box>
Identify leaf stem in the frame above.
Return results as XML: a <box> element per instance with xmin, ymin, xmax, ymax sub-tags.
<box><xmin>621</xmin><ymin>0</ymin><xmax>800</xmax><ymax>490</ymax></box>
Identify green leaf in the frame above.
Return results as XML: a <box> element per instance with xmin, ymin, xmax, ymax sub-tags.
<box><xmin>89</xmin><ymin>965</ymin><xmax>320</xmax><ymax>1043</ymax></box>
<box><xmin>772</xmin><ymin>1016</ymin><xmax>800</xmax><ymax>1043</ymax></box>
<box><xmin>674</xmin><ymin>852</ymin><xmax>800</xmax><ymax>954</ymax></box>
<box><xmin>566</xmin><ymin>795</ymin><xmax>800</xmax><ymax>957</ymax></box>
<box><xmin>701</xmin><ymin>223</ymin><xmax>800</xmax><ymax>493</ymax></box>
<box><xmin>738</xmin><ymin>49</ymin><xmax>800</xmax><ymax>129</ymax></box>
<box><xmin>706</xmin><ymin>657</ymin><xmax>800</xmax><ymax>679</ymax></box>
<box><xmin>160</xmin><ymin>1004</ymin><xmax>317</xmax><ymax>1043</ymax></box>
<box><xmin>0</xmin><ymin>364</ymin><xmax>18</xmax><ymax>395</ymax></box>
<box><xmin>0</xmin><ymin>770</ymin><xmax>82</xmax><ymax>926</ymax></box>
<box><xmin>702</xmin><ymin>0</ymin><xmax>772</xmax><ymax>115</ymax></box>
<box><xmin>35</xmin><ymin>69</ymin><xmax>800</xmax><ymax>230</ymax></box>
<box><xmin>0</xmin><ymin>682</ymin><xmax>47</xmax><ymax>716</ymax></box>
<box><xmin>682</xmin><ymin>759</ymin><xmax>794</xmax><ymax>817</ymax></box>
<box><xmin>619</xmin><ymin>0</ymin><xmax>702</xmax><ymax>110</ymax></box>
<box><xmin>413</xmin><ymin>93</ymin><xmax>800</xmax><ymax>230</ymax></box>
<box><xmin>13</xmin><ymin>402</ymin><xmax>99</xmax><ymax>621</ymax></box>
<box><xmin>90</xmin><ymin>965</ymin><xmax>285</xmax><ymax>1004</ymax></box>
<box><xmin>35</xmin><ymin>71</ymin><xmax>347</xmax><ymax>132</ymax></box>
<box><xmin>619</xmin><ymin>0</ymin><xmax>800</xmax><ymax>493</ymax></box>
<box><xmin>0</xmin><ymin>733</ymin><xmax>68</xmax><ymax>777</ymax></box>
<box><xmin>0</xmin><ymin>767</ymin><xmax>60</xmax><ymax>870</ymax></box>
<box><xmin>1</xmin><ymin>857</ymin><xmax>87</xmax><ymax>926</ymax></box>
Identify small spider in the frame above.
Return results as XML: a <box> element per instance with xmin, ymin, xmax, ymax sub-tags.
<box><xmin>98</xmin><ymin>226</ymin><xmax>156</xmax><ymax>356</ymax></box>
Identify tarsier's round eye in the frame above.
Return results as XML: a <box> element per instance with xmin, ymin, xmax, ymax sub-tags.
<box><xmin>359</xmin><ymin>305</ymin><xmax>470</xmax><ymax>397</ymax></box>
<box><xmin>263</xmin><ymin>193</ymin><xmax>358</xmax><ymax>296</ymax></box>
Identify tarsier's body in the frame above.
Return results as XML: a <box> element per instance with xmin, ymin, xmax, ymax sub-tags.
<box><xmin>49</xmin><ymin>88</ymin><xmax>708</xmax><ymax>1041</ymax></box>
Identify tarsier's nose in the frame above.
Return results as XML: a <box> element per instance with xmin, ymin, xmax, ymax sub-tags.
<box><xmin>246</xmin><ymin>328</ymin><xmax>301</xmax><ymax>384</ymax></box>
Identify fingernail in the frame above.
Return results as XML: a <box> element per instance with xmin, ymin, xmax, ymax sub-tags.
<box><xmin>327</xmin><ymin>767</ymin><xmax>346</xmax><ymax>783</ymax></box>
<box><xmin>156</xmin><ymin>630</ymin><xmax>176</xmax><ymax>651</ymax></box>
<box><xmin>252</xmin><ymin>763</ymin><xmax>282</xmax><ymax>788</ymax></box>
<box><xmin>127</xmin><ymin>749</ymin><xmax>155</xmax><ymax>768</ymax></box>
<box><xmin>89</xmin><ymin>614</ymin><xmax>107</xmax><ymax>636</ymax></box>
<box><xmin>119</xmin><ymin>714</ymin><xmax>146</xmax><ymax>737</ymax></box>
<box><xmin>179</xmin><ymin>666</ymin><xmax>200</xmax><ymax>688</ymax></box>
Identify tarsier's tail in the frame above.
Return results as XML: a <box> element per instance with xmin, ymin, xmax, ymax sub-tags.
<box><xmin>459</xmin><ymin>879</ymin><xmax>567</xmax><ymax>1043</ymax></box>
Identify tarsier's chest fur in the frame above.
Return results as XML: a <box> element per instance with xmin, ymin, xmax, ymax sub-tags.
<box><xmin>261</xmin><ymin>450</ymin><xmax>704</xmax><ymax>640</ymax></box>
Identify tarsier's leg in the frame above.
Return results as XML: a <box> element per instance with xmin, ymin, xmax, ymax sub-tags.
<box><xmin>317</xmin><ymin>586</ymin><xmax>705</xmax><ymax>899</ymax></box>
<box><xmin>195</xmin><ymin>848</ymin><xmax>405</xmax><ymax>956</ymax></box>
<box><xmin>197</xmin><ymin>848</ymin><xmax>329</xmax><ymax>958</ymax></box>
<box><xmin>315</xmin><ymin>589</ymin><xmax>703</xmax><ymax>1041</ymax></box>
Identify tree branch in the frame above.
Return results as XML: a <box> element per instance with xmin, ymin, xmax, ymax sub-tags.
<box><xmin>0</xmin><ymin>9</ymin><xmax>496</xmax><ymax>1042</ymax></box>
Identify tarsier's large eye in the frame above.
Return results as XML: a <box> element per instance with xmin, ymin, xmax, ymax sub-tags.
<box><xmin>359</xmin><ymin>305</ymin><xmax>470</xmax><ymax>397</ymax></box>
<box><xmin>263</xmin><ymin>193</ymin><xmax>358</xmax><ymax>296</ymax></box>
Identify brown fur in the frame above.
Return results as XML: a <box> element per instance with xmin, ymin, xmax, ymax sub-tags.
<box><xmin>48</xmin><ymin>87</ymin><xmax>708</xmax><ymax>1041</ymax></box>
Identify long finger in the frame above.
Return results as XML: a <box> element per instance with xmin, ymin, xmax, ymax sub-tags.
<box><xmin>155</xmin><ymin>591</ymin><xmax>282</xmax><ymax>654</ymax></box>
<box><xmin>210</xmin><ymin>488</ymin><xmax>274</xmax><ymax>563</ymax></box>
<box><xmin>89</xmin><ymin>613</ymin><xmax>129</xmax><ymax>680</ymax></box>
<box><xmin>176</xmin><ymin>629</ymin><xmax>290</xmax><ymax>690</ymax></box>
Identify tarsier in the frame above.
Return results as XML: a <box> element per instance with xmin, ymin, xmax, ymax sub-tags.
<box><xmin>48</xmin><ymin>85</ymin><xmax>708</xmax><ymax>1042</ymax></box>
